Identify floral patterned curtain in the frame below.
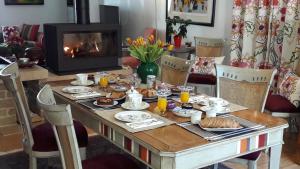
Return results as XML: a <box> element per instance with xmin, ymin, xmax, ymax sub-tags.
<box><xmin>230</xmin><ymin>0</ymin><xmax>300</xmax><ymax>74</ymax></box>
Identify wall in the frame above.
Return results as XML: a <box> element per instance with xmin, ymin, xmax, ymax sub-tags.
<box><xmin>0</xmin><ymin>0</ymin><xmax>68</xmax><ymax>31</ymax></box>
<box><xmin>104</xmin><ymin>0</ymin><xmax>233</xmax><ymax>42</ymax></box>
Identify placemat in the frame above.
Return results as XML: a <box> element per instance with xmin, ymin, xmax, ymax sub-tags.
<box><xmin>178</xmin><ymin>114</ymin><xmax>265</xmax><ymax>141</ymax></box>
<box><xmin>92</xmin><ymin>107</ymin><xmax>175</xmax><ymax>133</ymax></box>
<box><xmin>52</xmin><ymin>86</ymin><xmax>105</xmax><ymax>101</ymax></box>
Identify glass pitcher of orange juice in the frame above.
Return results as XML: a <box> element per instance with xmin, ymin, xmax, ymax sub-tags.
<box><xmin>99</xmin><ymin>76</ymin><xmax>108</xmax><ymax>88</ymax></box>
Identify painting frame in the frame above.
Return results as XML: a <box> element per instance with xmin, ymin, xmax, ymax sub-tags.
<box><xmin>4</xmin><ymin>0</ymin><xmax>44</xmax><ymax>5</ymax></box>
<box><xmin>166</xmin><ymin>0</ymin><xmax>216</xmax><ymax>27</ymax></box>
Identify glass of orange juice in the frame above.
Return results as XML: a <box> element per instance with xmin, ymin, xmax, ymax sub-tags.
<box><xmin>179</xmin><ymin>86</ymin><xmax>194</xmax><ymax>103</ymax></box>
<box><xmin>99</xmin><ymin>76</ymin><xmax>108</xmax><ymax>88</ymax></box>
<box><xmin>157</xmin><ymin>96</ymin><xmax>167</xmax><ymax>116</ymax></box>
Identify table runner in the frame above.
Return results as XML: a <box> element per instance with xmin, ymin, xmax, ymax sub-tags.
<box><xmin>178</xmin><ymin>114</ymin><xmax>265</xmax><ymax>141</ymax></box>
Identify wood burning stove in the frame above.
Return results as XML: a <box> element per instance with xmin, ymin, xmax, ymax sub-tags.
<box><xmin>43</xmin><ymin>0</ymin><xmax>121</xmax><ymax>74</ymax></box>
<box><xmin>44</xmin><ymin>23</ymin><xmax>121</xmax><ymax>74</ymax></box>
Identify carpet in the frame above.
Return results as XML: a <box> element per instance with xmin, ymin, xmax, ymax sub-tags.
<box><xmin>0</xmin><ymin>136</ymin><xmax>231</xmax><ymax>169</ymax></box>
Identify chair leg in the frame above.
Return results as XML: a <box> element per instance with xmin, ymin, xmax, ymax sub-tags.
<box><xmin>29</xmin><ymin>156</ymin><xmax>37</xmax><ymax>169</ymax></box>
<box><xmin>289</xmin><ymin>117</ymin><xmax>298</xmax><ymax>133</ymax></box>
<box><xmin>248</xmin><ymin>160</ymin><xmax>257</xmax><ymax>169</ymax></box>
<box><xmin>79</xmin><ymin>147</ymin><xmax>87</xmax><ymax>160</ymax></box>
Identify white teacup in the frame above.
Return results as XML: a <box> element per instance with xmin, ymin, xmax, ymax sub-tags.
<box><xmin>76</xmin><ymin>73</ymin><xmax>88</xmax><ymax>85</ymax></box>
<box><xmin>128</xmin><ymin>93</ymin><xmax>143</xmax><ymax>109</ymax></box>
<box><xmin>208</xmin><ymin>97</ymin><xmax>224</xmax><ymax>106</ymax></box>
<box><xmin>206</xmin><ymin>110</ymin><xmax>217</xmax><ymax>118</ymax></box>
<box><xmin>191</xmin><ymin>111</ymin><xmax>202</xmax><ymax>124</ymax></box>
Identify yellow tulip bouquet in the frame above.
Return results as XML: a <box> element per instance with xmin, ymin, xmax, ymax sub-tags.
<box><xmin>126</xmin><ymin>35</ymin><xmax>166</xmax><ymax>63</ymax></box>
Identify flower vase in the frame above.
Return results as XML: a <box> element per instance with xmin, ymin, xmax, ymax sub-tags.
<box><xmin>174</xmin><ymin>35</ymin><xmax>182</xmax><ymax>48</ymax></box>
<box><xmin>137</xmin><ymin>62</ymin><xmax>159</xmax><ymax>84</ymax></box>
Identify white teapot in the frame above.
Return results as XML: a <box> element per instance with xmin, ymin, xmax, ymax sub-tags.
<box><xmin>125</xmin><ymin>86</ymin><xmax>139</xmax><ymax>102</ymax></box>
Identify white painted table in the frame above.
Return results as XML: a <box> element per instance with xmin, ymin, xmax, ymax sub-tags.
<box><xmin>51</xmin><ymin>83</ymin><xmax>288</xmax><ymax>169</ymax></box>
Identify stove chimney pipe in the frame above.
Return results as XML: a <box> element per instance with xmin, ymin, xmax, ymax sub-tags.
<box><xmin>74</xmin><ymin>0</ymin><xmax>90</xmax><ymax>24</ymax></box>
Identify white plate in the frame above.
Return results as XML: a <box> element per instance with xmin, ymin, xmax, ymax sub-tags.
<box><xmin>172</xmin><ymin>107</ymin><xmax>201</xmax><ymax>117</ymax></box>
<box><xmin>110</xmin><ymin>85</ymin><xmax>128</xmax><ymax>92</ymax></box>
<box><xmin>70</xmin><ymin>80</ymin><xmax>94</xmax><ymax>86</ymax></box>
<box><xmin>121</xmin><ymin>102</ymin><xmax>150</xmax><ymax>111</ymax></box>
<box><xmin>201</xmin><ymin>127</ymin><xmax>243</xmax><ymax>132</ymax></box>
<box><xmin>93</xmin><ymin>100</ymin><xmax>118</xmax><ymax>108</ymax></box>
<box><xmin>200</xmin><ymin>106</ymin><xmax>230</xmax><ymax>114</ymax></box>
<box><xmin>62</xmin><ymin>86</ymin><xmax>92</xmax><ymax>94</ymax></box>
<box><xmin>114</xmin><ymin>111</ymin><xmax>152</xmax><ymax>123</ymax></box>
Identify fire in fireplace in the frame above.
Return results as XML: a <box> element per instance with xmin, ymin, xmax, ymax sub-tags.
<box><xmin>63</xmin><ymin>32</ymin><xmax>117</xmax><ymax>58</ymax></box>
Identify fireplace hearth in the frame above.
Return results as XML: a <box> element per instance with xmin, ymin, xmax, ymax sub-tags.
<box><xmin>44</xmin><ymin>23</ymin><xmax>121</xmax><ymax>74</ymax></box>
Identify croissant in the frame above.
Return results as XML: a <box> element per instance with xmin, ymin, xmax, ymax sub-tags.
<box><xmin>200</xmin><ymin>117</ymin><xmax>241</xmax><ymax>128</ymax></box>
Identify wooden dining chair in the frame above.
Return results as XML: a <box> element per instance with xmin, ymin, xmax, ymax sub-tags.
<box><xmin>215</xmin><ymin>64</ymin><xmax>277</xmax><ymax>169</ymax></box>
<box><xmin>160</xmin><ymin>55</ymin><xmax>193</xmax><ymax>86</ymax></box>
<box><xmin>0</xmin><ymin>58</ymin><xmax>88</xmax><ymax>169</ymax></box>
<box><xmin>187</xmin><ymin>37</ymin><xmax>225</xmax><ymax>96</ymax></box>
<box><xmin>37</xmin><ymin>85</ymin><xmax>140</xmax><ymax>169</ymax></box>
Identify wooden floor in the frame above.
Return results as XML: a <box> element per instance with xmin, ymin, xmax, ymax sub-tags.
<box><xmin>0</xmin><ymin>126</ymin><xmax>299</xmax><ymax>168</ymax></box>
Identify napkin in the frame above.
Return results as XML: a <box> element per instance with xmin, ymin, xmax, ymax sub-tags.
<box><xmin>126</xmin><ymin>118</ymin><xmax>164</xmax><ymax>129</ymax></box>
<box><xmin>71</xmin><ymin>92</ymin><xmax>101</xmax><ymax>100</ymax></box>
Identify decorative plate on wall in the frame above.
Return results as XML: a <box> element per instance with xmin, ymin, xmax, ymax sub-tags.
<box><xmin>5</xmin><ymin>0</ymin><xmax>44</xmax><ymax>5</ymax></box>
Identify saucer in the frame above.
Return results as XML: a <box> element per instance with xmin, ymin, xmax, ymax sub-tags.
<box><xmin>71</xmin><ymin>80</ymin><xmax>94</xmax><ymax>86</ymax></box>
<box><xmin>200</xmin><ymin>106</ymin><xmax>230</xmax><ymax>114</ymax></box>
<box><xmin>172</xmin><ymin>107</ymin><xmax>200</xmax><ymax>117</ymax></box>
<box><xmin>121</xmin><ymin>102</ymin><xmax>150</xmax><ymax>111</ymax></box>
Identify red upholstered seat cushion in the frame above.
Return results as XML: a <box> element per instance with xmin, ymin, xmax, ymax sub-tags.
<box><xmin>187</xmin><ymin>73</ymin><xmax>216</xmax><ymax>85</ymax></box>
<box><xmin>122</xmin><ymin>56</ymin><xmax>140</xmax><ymax>69</ymax></box>
<box><xmin>238</xmin><ymin>151</ymin><xmax>261</xmax><ymax>160</ymax></box>
<box><xmin>265</xmin><ymin>94</ymin><xmax>300</xmax><ymax>113</ymax></box>
<box><xmin>32</xmin><ymin>121</ymin><xmax>88</xmax><ymax>152</ymax></box>
<box><xmin>82</xmin><ymin>154</ymin><xmax>140</xmax><ymax>169</ymax></box>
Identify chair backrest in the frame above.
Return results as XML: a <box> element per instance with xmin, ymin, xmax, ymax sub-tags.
<box><xmin>194</xmin><ymin>37</ymin><xmax>224</xmax><ymax>58</ymax></box>
<box><xmin>160</xmin><ymin>55</ymin><xmax>193</xmax><ymax>86</ymax></box>
<box><xmin>216</xmin><ymin>65</ymin><xmax>277</xmax><ymax>112</ymax></box>
<box><xmin>0</xmin><ymin>58</ymin><xmax>34</xmax><ymax>150</ymax></box>
<box><xmin>37</xmin><ymin>85</ymin><xmax>82</xmax><ymax>169</ymax></box>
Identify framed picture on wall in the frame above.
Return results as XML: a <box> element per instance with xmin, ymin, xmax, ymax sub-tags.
<box><xmin>67</xmin><ymin>0</ymin><xmax>73</xmax><ymax>6</ymax></box>
<box><xmin>166</xmin><ymin>0</ymin><xmax>216</xmax><ymax>27</ymax></box>
<box><xmin>4</xmin><ymin>0</ymin><xmax>44</xmax><ymax>5</ymax></box>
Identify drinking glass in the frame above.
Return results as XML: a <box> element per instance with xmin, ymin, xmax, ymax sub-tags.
<box><xmin>99</xmin><ymin>76</ymin><xmax>108</xmax><ymax>88</ymax></box>
<box><xmin>180</xmin><ymin>90</ymin><xmax>190</xmax><ymax>103</ymax></box>
<box><xmin>157</xmin><ymin>96</ymin><xmax>167</xmax><ymax>116</ymax></box>
<box><xmin>178</xmin><ymin>86</ymin><xmax>194</xmax><ymax>103</ymax></box>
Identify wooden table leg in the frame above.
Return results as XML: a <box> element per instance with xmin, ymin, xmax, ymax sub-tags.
<box><xmin>268</xmin><ymin>144</ymin><xmax>282</xmax><ymax>169</ymax></box>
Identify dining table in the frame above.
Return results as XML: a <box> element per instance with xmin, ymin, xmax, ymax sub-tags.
<box><xmin>48</xmin><ymin>72</ymin><xmax>288</xmax><ymax>169</ymax></box>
